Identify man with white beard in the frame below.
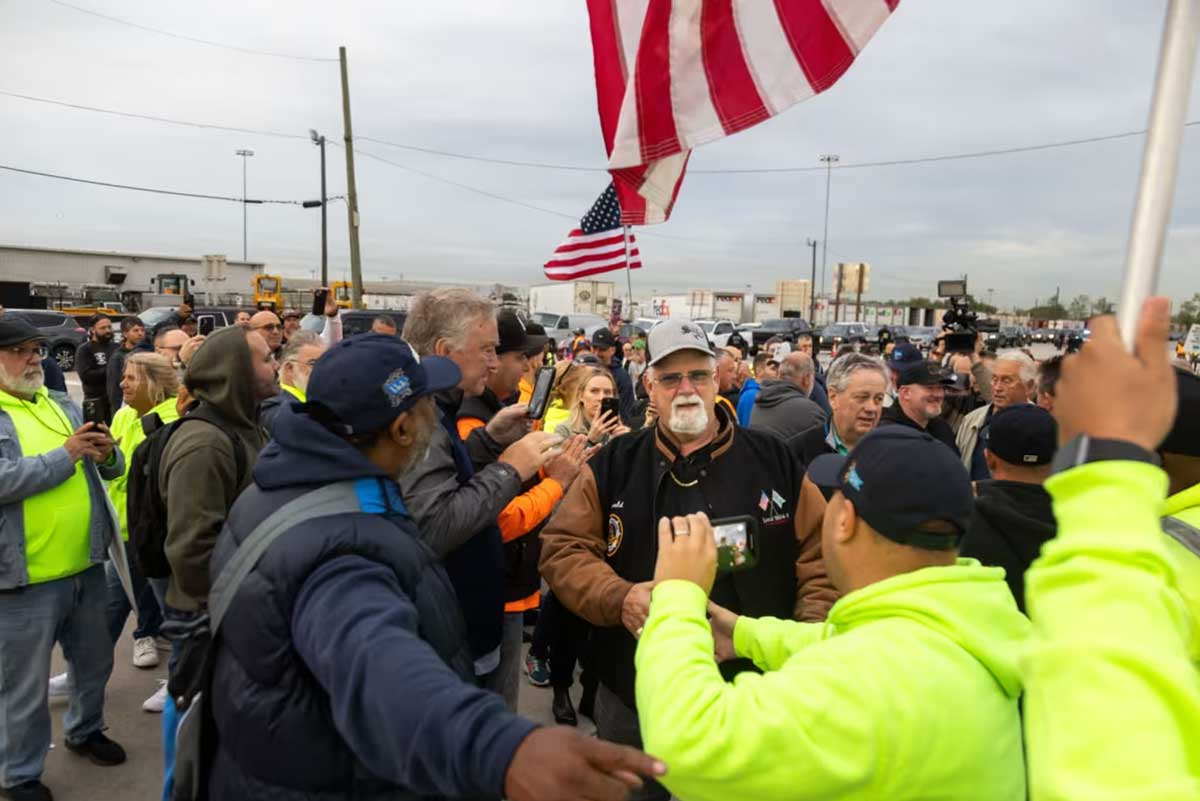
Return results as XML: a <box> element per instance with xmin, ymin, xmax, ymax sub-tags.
<box><xmin>540</xmin><ymin>320</ymin><xmax>836</xmax><ymax>801</ymax></box>
<box><xmin>0</xmin><ymin>318</ymin><xmax>129</xmax><ymax>801</ymax></box>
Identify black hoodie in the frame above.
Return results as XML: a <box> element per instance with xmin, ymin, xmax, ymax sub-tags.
<box><xmin>960</xmin><ymin>479</ymin><xmax>1056</xmax><ymax>613</ymax></box>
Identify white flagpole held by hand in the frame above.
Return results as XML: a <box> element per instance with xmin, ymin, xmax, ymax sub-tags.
<box><xmin>1118</xmin><ymin>0</ymin><xmax>1200</xmax><ymax>348</ymax></box>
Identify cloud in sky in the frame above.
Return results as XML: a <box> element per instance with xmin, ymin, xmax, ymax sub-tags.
<box><xmin>1</xmin><ymin>0</ymin><xmax>1198</xmax><ymax>309</ymax></box>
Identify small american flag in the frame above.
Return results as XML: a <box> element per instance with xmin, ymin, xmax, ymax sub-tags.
<box><xmin>543</xmin><ymin>183</ymin><xmax>643</xmax><ymax>281</ymax></box>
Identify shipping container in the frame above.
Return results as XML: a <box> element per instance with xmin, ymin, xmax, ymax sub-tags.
<box><xmin>775</xmin><ymin>279</ymin><xmax>813</xmax><ymax>318</ymax></box>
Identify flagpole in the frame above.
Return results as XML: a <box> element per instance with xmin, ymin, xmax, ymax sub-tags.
<box><xmin>623</xmin><ymin>225</ymin><xmax>635</xmax><ymax>318</ymax></box>
<box><xmin>1117</xmin><ymin>0</ymin><xmax>1200</xmax><ymax>348</ymax></box>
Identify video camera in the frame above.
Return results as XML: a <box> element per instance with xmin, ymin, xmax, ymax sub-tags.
<box><xmin>937</xmin><ymin>280</ymin><xmax>978</xmax><ymax>354</ymax></box>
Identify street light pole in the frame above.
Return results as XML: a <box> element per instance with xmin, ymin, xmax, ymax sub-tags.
<box><xmin>235</xmin><ymin>149</ymin><xmax>254</xmax><ymax>261</ymax></box>
<box><xmin>805</xmin><ymin>237</ymin><xmax>818</xmax><ymax>323</ymax></box>
<box><xmin>309</xmin><ymin>130</ymin><xmax>328</xmax><ymax>285</ymax></box>
<box><xmin>819</xmin><ymin>154</ymin><xmax>839</xmax><ymax>303</ymax></box>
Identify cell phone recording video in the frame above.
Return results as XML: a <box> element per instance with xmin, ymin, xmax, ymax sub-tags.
<box><xmin>599</xmin><ymin>397</ymin><xmax>621</xmax><ymax>423</ymax></box>
<box><xmin>82</xmin><ymin>399</ymin><xmax>105</xmax><ymax>427</ymax></box>
<box><xmin>710</xmin><ymin>516</ymin><xmax>758</xmax><ymax>572</ymax></box>
<box><xmin>526</xmin><ymin>366</ymin><xmax>556</xmax><ymax>420</ymax></box>
<box><xmin>312</xmin><ymin>288</ymin><xmax>330</xmax><ymax>317</ymax></box>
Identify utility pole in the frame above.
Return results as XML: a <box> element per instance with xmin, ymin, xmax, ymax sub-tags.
<box><xmin>235</xmin><ymin>149</ymin><xmax>254</xmax><ymax>261</ymax></box>
<box><xmin>308</xmin><ymin>130</ymin><xmax>329</xmax><ymax>286</ymax></box>
<box><xmin>805</xmin><ymin>238</ymin><xmax>818</xmax><ymax>323</ymax></box>
<box><xmin>833</xmin><ymin>263</ymin><xmax>845</xmax><ymax>323</ymax></box>
<box><xmin>854</xmin><ymin>265</ymin><xmax>865</xmax><ymax>321</ymax></box>
<box><xmin>339</xmin><ymin>46</ymin><xmax>364</xmax><ymax>308</ymax></box>
<box><xmin>819</xmin><ymin>154</ymin><xmax>839</xmax><ymax>302</ymax></box>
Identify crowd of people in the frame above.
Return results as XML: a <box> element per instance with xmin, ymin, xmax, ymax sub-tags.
<box><xmin>0</xmin><ymin>291</ymin><xmax>1196</xmax><ymax>801</ymax></box>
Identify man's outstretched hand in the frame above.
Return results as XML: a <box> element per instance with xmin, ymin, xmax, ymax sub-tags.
<box><xmin>1056</xmin><ymin>296</ymin><xmax>1177</xmax><ymax>453</ymax></box>
<box><xmin>505</xmin><ymin>727</ymin><xmax>666</xmax><ymax>801</ymax></box>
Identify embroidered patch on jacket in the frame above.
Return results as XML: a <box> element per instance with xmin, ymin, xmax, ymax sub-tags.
<box><xmin>607</xmin><ymin>513</ymin><xmax>624</xmax><ymax>557</ymax></box>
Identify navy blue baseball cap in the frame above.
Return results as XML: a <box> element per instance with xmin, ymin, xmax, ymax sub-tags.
<box><xmin>305</xmin><ymin>333</ymin><xmax>461</xmax><ymax>436</ymax></box>
<box><xmin>986</xmin><ymin>404</ymin><xmax>1057</xmax><ymax>466</ymax></box>
<box><xmin>807</xmin><ymin>426</ymin><xmax>973</xmax><ymax>551</ymax></box>
<box><xmin>888</xmin><ymin>342</ymin><xmax>924</xmax><ymax>368</ymax></box>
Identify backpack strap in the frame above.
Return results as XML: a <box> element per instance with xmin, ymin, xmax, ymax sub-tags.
<box><xmin>208</xmin><ymin>482</ymin><xmax>362</xmax><ymax>632</ymax></box>
<box><xmin>1162</xmin><ymin>515</ymin><xmax>1200</xmax><ymax>557</ymax></box>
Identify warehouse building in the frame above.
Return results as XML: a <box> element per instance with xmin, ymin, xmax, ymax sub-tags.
<box><xmin>0</xmin><ymin>243</ymin><xmax>265</xmax><ymax>306</ymax></box>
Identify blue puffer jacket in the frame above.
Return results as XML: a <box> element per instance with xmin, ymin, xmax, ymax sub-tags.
<box><xmin>208</xmin><ymin>400</ymin><xmax>536</xmax><ymax>801</ymax></box>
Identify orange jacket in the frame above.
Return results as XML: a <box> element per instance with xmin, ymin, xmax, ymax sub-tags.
<box><xmin>458</xmin><ymin>415</ymin><xmax>559</xmax><ymax>612</ymax></box>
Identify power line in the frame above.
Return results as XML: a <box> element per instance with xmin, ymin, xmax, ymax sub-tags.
<box><xmin>0</xmin><ymin>163</ymin><xmax>345</xmax><ymax>205</ymax></box>
<box><xmin>44</xmin><ymin>0</ymin><xmax>337</xmax><ymax>63</ymax></box>
<box><xmin>5</xmin><ymin>87</ymin><xmax>1195</xmax><ymax>175</ymax></box>
<box><xmin>0</xmin><ymin>90</ymin><xmax>310</xmax><ymax>140</ymax></box>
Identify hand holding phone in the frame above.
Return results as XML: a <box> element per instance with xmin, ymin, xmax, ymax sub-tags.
<box><xmin>526</xmin><ymin>366</ymin><xmax>556</xmax><ymax>420</ymax></box>
<box><xmin>312</xmin><ymin>288</ymin><xmax>330</xmax><ymax>317</ymax></box>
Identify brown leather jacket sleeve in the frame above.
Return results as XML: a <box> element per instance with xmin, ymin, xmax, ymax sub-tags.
<box><xmin>793</xmin><ymin>474</ymin><xmax>839</xmax><ymax>621</ymax></box>
<box><xmin>538</xmin><ymin>465</ymin><xmax>632</xmax><ymax>627</ymax></box>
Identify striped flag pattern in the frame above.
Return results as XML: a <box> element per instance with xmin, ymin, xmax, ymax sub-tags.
<box><xmin>544</xmin><ymin>183</ymin><xmax>642</xmax><ymax>280</ymax></box>
<box><xmin>587</xmin><ymin>0</ymin><xmax>901</xmax><ymax>225</ymax></box>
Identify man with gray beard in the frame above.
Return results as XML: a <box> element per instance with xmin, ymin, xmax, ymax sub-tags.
<box><xmin>0</xmin><ymin>318</ymin><xmax>129</xmax><ymax>801</ymax></box>
<box><xmin>540</xmin><ymin>320</ymin><xmax>836</xmax><ymax>801</ymax></box>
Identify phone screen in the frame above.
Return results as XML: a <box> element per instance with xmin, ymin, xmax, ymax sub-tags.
<box><xmin>710</xmin><ymin>517</ymin><xmax>757</xmax><ymax>572</ymax></box>
<box><xmin>526</xmin><ymin>366</ymin><xmax>556</xmax><ymax>420</ymax></box>
<box><xmin>600</xmin><ymin>396</ymin><xmax>621</xmax><ymax>423</ymax></box>
<box><xmin>312</xmin><ymin>289</ymin><xmax>329</xmax><ymax>317</ymax></box>
<box><xmin>82</xmin><ymin>399</ymin><xmax>105</xmax><ymax>426</ymax></box>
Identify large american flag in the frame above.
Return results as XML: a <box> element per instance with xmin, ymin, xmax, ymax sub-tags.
<box><xmin>543</xmin><ymin>183</ymin><xmax>642</xmax><ymax>281</ymax></box>
<box><xmin>588</xmin><ymin>0</ymin><xmax>901</xmax><ymax>225</ymax></box>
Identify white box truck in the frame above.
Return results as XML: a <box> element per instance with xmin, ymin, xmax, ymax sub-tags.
<box><xmin>529</xmin><ymin>280</ymin><xmax>615</xmax><ymax>317</ymax></box>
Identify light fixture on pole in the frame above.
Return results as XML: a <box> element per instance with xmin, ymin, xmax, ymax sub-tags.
<box><xmin>235</xmin><ymin>149</ymin><xmax>254</xmax><ymax>261</ymax></box>
<box><xmin>819</xmin><ymin>154</ymin><xmax>839</xmax><ymax>302</ymax></box>
<box><xmin>309</xmin><ymin>129</ymin><xmax>328</xmax><ymax>286</ymax></box>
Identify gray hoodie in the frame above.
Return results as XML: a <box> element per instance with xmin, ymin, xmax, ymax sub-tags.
<box><xmin>749</xmin><ymin>379</ymin><xmax>827</xmax><ymax>448</ymax></box>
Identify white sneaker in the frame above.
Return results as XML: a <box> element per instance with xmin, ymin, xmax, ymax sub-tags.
<box><xmin>133</xmin><ymin>636</ymin><xmax>160</xmax><ymax>669</ymax></box>
<box><xmin>143</xmin><ymin>681</ymin><xmax>169</xmax><ymax>713</ymax></box>
<box><xmin>48</xmin><ymin>671</ymin><xmax>70</xmax><ymax>700</ymax></box>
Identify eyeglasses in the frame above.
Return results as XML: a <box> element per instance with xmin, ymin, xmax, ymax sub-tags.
<box><xmin>653</xmin><ymin>370</ymin><xmax>715</xmax><ymax>390</ymax></box>
<box><xmin>254</xmin><ymin>323</ymin><xmax>282</xmax><ymax>332</ymax></box>
<box><xmin>1</xmin><ymin>344</ymin><xmax>47</xmax><ymax>360</ymax></box>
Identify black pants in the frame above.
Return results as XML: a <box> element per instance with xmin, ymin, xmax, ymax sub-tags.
<box><xmin>532</xmin><ymin>592</ymin><xmax>597</xmax><ymax>692</ymax></box>
<box><xmin>594</xmin><ymin>685</ymin><xmax>670</xmax><ymax>801</ymax></box>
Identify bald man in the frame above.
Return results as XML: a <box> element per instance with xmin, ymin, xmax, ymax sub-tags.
<box><xmin>249</xmin><ymin>310</ymin><xmax>284</xmax><ymax>355</ymax></box>
<box><xmin>749</xmin><ymin>350</ymin><xmax>827</xmax><ymax>450</ymax></box>
<box><xmin>155</xmin><ymin>328</ymin><xmax>190</xmax><ymax>370</ymax></box>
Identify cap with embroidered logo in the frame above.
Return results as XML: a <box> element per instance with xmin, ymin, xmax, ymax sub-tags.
<box><xmin>305</xmin><ymin>333</ymin><xmax>461</xmax><ymax>436</ymax></box>
<box><xmin>806</xmin><ymin>426</ymin><xmax>973</xmax><ymax>551</ymax></box>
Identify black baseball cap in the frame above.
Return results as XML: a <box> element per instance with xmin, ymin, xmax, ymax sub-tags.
<box><xmin>807</xmin><ymin>427</ymin><xmax>973</xmax><ymax>551</ymax></box>
<box><xmin>0</xmin><ymin>318</ymin><xmax>48</xmax><ymax>347</ymax></box>
<box><xmin>986</xmin><ymin>404</ymin><xmax>1057</xmax><ymax>466</ymax></box>
<box><xmin>497</xmin><ymin>311</ymin><xmax>533</xmax><ymax>355</ymax></box>
<box><xmin>1162</xmin><ymin>368</ymin><xmax>1200</xmax><ymax>456</ymax></box>
<box><xmin>896</xmin><ymin>361</ymin><xmax>956</xmax><ymax>388</ymax></box>
<box><xmin>305</xmin><ymin>333</ymin><xmax>461</xmax><ymax>436</ymax></box>
<box><xmin>592</xmin><ymin>328</ymin><xmax>618</xmax><ymax>350</ymax></box>
<box><xmin>522</xmin><ymin>321</ymin><xmax>550</xmax><ymax>357</ymax></box>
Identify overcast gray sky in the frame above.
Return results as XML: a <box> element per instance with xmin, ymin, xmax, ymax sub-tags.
<box><xmin>2</xmin><ymin>0</ymin><xmax>1199</xmax><ymax>309</ymax></box>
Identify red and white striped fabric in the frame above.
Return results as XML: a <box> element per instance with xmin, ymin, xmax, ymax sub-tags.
<box><xmin>587</xmin><ymin>0</ymin><xmax>901</xmax><ymax>225</ymax></box>
<box><xmin>543</xmin><ymin>228</ymin><xmax>642</xmax><ymax>281</ymax></box>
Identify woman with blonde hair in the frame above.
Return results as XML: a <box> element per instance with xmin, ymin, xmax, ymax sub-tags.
<box><xmin>54</xmin><ymin>353</ymin><xmax>183</xmax><ymax>712</ymax></box>
<box><xmin>554</xmin><ymin>365</ymin><xmax>629</xmax><ymax>447</ymax></box>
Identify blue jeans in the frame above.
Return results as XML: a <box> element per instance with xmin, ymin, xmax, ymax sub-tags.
<box><xmin>0</xmin><ymin>564</ymin><xmax>114</xmax><ymax>789</ymax></box>
<box><xmin>104</xmin><ymin>557</ymin><xmax>163</xmax><ymax>645</ymax></box>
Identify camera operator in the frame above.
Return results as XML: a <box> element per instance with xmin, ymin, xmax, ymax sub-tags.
<box><xmin>539</xmin><ymin>320</ymin><xmax>835</xmax><ymax>801</ymax></box>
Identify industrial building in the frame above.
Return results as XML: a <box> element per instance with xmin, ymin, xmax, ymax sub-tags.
<box><xmin>0</xmin><ymin>243</ymin><xmax>265</xmax><ymax>307</ymax></box>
